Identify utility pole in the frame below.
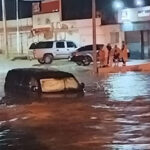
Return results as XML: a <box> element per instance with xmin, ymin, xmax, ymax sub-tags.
<box><xmin>59</xmin><ymin>0</ymin><xmax>62</xmax><ymax>21</ymax></box>
<box><xmin>16</xmin><ymin>0</ymin><xmax>20</xmax><ymax>54</ymax></box>
<box><xmin>2</xmin><ymin>0</ymin><xmax>9</xmax><ymax>58</ymax></box>
<box><xmin>92</xmin><ymin>0</ymin><xmax>98</xmax><ymax>74</ymax></box>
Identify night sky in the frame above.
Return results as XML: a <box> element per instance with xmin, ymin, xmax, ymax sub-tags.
<box><xmin>0</xmin><ymin>0</ymin><xmax>32</xmax><ymax>20</ymax></box>
<box><xmin>62</xmin><ymin>0</ymin><xmax>150</xmax><ymax>24</ymax></box>
<box><xmin>0</xmin><ymin>0</ymin><xmax>150</xmax><ymax>24</ymax></box>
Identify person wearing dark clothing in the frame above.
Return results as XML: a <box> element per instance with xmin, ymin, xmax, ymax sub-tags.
<box><xmin>106</xmin><ymin>43</ymin><xmax>112</xmax><ymax>65</ymax></box>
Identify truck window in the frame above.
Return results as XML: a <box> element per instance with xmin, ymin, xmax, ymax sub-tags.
<box><xmin>56</xmin><ymin>42</ymin><xmax>65</xmax><ymax>48</ymax></box>
<box><xmin>36</xmin><ymin>41</ymin><xmax>53</xmax><ymax>49</ymax></box>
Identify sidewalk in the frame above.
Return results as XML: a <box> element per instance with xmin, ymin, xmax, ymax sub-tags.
<box><xmin>0</xmin><ymin>54</ymin><xmax>35</xmax><ymax>74</ymax></box>
<box><xmin>0</xmin><ymin>54</ymin><xmax>150</xmax><ymax>74</ymax></box>
<box><xmin>98</xmin><ymin>59</ymin><xmax>150</xmax><ymax>73</ymax></box>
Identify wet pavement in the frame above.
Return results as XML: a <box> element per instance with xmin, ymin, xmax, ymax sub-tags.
<box><xmin>0</xmin><ymin>58</ymin><xmax>150</xmax><ymax>150</ymax></box>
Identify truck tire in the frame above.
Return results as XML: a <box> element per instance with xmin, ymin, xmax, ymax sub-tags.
<box><xmin>38</xmin><ymin>59</ymin><xmax>45</xmax><ymax>64</ymax></box>
<box><xmin>43</xmin><ymin>54</ymin><xmax>53</xmax><ymax>64</ymax></box>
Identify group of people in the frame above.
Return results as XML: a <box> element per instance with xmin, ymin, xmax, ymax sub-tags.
<box><xmin>99</xmin><ymin>41</ymin><xmax>129</xmax><ymax>67</ymax></box>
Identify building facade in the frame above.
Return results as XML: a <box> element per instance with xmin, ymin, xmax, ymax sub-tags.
<box><xmin>32</xmin><ymin>10</ymin><xmax>124</xmax><ymax>46</ymax></box>
<box><xmin>0</xmin><ymin>0</ymin><xmax>124</xmax><ymax>56</ymax></box>
<box><xmin>118</xmin><ymin>6</ymin><xmax>150</xmax><ymax>59</ymax></box>
<box><xmin>0</xmin><ymin>18</ymin><xmax>33</xmax><ymax>55</ymax></box>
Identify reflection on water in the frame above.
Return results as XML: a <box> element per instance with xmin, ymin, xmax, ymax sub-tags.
<box><xmin>84</xmin><ymin>72</ymin><xmax>150</xmax><ymax>101</ymax></box>
<box><xmin>102</xmin><ymin>72</ymin><xmax>150</xmax><ymax>101</ymax></box>
<box><xmin>107</xmin><ymin>144</ymin><xmax>150</xmax><ymax>150</ymax></box>
<box><xmin>0</xmin><ymin>127</ymin><xmax>48</xmax><ymax>150</ymax></box>
<box><xmin>0</xmin><ymin>72</ymin><xmax>150</xmax><ymax>149</ymax></box>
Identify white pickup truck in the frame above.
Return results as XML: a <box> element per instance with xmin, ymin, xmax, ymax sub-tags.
<box><xmin>30</xmin><ymin>40</ymin><xmax>77</xmax><ymax>64</ymax></box>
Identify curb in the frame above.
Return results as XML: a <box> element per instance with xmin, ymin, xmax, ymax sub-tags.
<box><xmin>98</xmin><ymin>63</ymin><xmax>150</xmax><ymax>73</ymax></box>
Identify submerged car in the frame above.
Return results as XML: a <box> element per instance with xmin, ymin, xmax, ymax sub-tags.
<box><xmin>69</xmin><ymin>44</ymin><xmax>104</xmax><ymax>66</ymax></box>
<box><xmin>4</xmin><ymin>68</ymin><xmax>84</xmax><ymax>95</ymax></box>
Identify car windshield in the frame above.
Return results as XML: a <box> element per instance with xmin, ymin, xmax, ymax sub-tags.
<box><xmin>40</xmin><ymin>77</ymin><xmax>78</xmax><ymax>93</ymax></box>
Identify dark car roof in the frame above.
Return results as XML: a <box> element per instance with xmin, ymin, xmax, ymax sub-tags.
<box><xmin>6</xmin><ymin>68</ymin><xmax>74</xmax><ymax>80</ymax></box>
<box><xmin>77</xmin><ymin>44</ymin><xmax>104</xmax><ymax>52</ymax></box>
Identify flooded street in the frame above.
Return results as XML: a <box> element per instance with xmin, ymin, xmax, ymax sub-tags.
<box><xmin>0</xmin><ymin>60</ymin><xmax>150</xmax><ymax>149</ymax></box>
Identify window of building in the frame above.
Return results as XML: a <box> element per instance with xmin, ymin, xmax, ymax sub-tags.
<box><xmin>110</xmin><ymin>32</ymin><xmax>119</xmax><ymax>44</ymax></box>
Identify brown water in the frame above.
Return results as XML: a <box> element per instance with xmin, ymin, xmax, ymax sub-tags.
<box><xmin>1</xmin><ymin>72</ymin><xmax>150</xmax><ymax>150</ymax></box>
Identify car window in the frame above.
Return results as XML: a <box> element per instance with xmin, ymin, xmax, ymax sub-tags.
<box><xmin>40</xmin><ymin>77</ymin><xmax>79</xmax><ymax>92</ymax></box>
<box><xmin>78</xmin><ymin>45</ymin><xmax>92</xmax><ymax>52</ymax></box>
<box><xmin>85</xmin><ymin>45</ymin><xmax>92</xmax><ymax>51</ymax></box>
<box><xmin>67</xmin><ymin>42</ymin><xmax>77</xmax><ymax>48</ymax></box>
<box><xmin>36</xmin><ymin>41</ymin><xmax>53</xmax><ymax>49</ymax></box>
<box><xmin>78</xmin><ymin>47</ymin><xmax>86</xmax><ymax>52</ymax></box>
<box><xmin>40</xmin><ymin>78</ymin><xmax>65</xmax><ymax>92</ymax></box>
<box><xmin>56</xmin><ymin>42</ymin><xmax>65</xmax><ymax>48</ymax></box>
<box><xmin>64</xmin><ymin>77</ymin><xmax>78</xmax><ymax>89</ymax></box>
<box><xmin>78</xmin><ymin>44</ymin><xmax>103</xmax><ymax>52</ymax></box>
<box><xmin>47</xmin><ymin>42</ymin><xmax>53</xmax><ymax>48</ymax></box>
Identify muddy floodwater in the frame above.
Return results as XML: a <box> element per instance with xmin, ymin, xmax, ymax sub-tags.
<box><xmin>1</xmin><ymin>70</ymin><xmax>150</xmax><ymax>150</ymax></box>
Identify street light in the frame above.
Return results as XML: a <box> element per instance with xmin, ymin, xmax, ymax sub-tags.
<box><xmin>113</xmin><ymin>0</ymin><xmax>124</xmax><ymax>10</ymax></box>
<box><xmin>134</xmin><ymin>0</ymin><xmax>144</xmax><ymax>7</ymax></box>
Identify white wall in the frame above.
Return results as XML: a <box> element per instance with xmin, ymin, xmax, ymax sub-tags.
<box><xmin>99</xmin><ymin>24</ymin><xmax>124</xmax><ymax>47</ymax></box>
<box><xmin>0</xmin><ymin>12</ymin><xmax>124</xmax><ymax>55</ymax></box>
<box><xmin>32</xmin><ymin>12</ymin><xmax>123</xmax><ymax>47</ymax></box>
<box><xmin>33</xmin><ymin>12</ymin><xmax>61</xmax><ymax>27</ymax></box>
<box><xmin>0</xmin><ymin>18</ymin><xmax>33</xmax><ymax>55</ymax></box>
<box><xmin>0</xmin><ymin>18</ymin><xmax>32</xmax><ymax>28</ymax></box>
<box><xmin>0</xmin><ymin>31</ymin><xmax>33</xmax><ymax>55</ymax></box>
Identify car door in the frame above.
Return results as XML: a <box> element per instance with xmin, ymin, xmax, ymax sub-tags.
<box><xmin>55</xmin><ymin>41</ymin><xmax>68</xmax><ymax>59</ymax></box>
<box><xmin>66</xmin><ymin>41</ymin><xmax>77</xmax><ymax>54</ymax></box>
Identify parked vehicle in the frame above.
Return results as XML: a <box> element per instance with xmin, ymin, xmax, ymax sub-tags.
<box><xmin>4</xmin><ymin>68</ymin><xmax>84</xmax><ymax>96</ymax></box>
<box><xmin>32</xmin><ymin>40</ymin><xmax>77</xmax><ymax>64</ymax></box>
<box><xmin>69</xmin><ymin>44</ymin><xmax>104</xmax><ymax>66</ymax></box>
